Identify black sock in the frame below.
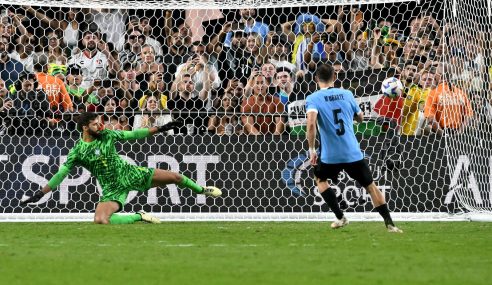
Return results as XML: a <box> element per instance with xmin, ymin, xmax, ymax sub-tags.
<box><xmin>321</xmin><ymin>188</ymin><xmax>344</xmax><ymax>220</ymax></box>
<box><xmin>375</xmin><ymin>204</ymin><xmax>394</xmax><ymax>227</ymax></box>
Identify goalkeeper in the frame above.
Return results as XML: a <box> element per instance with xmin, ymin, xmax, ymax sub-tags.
<box><xmin>21</xmin><ymin>112</ymin><xmax>222</xmax><ymax>224</ymax></box>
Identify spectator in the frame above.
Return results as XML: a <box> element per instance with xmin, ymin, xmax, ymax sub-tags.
<box><xmin>24</xmin><ymin>7</ymin><xmax>81</xmax><ymax>51</ymax></box>
<box><xmin>9</xmin><ymin>72</ymin><xmax>50</xmax><ymax>136</ymax></box>
<box><xmin>399</xmin><ymin>61</ymin><xmax>419</xmax><ymax>89</ymax></box>
<box><xmin>302</xmin><ymin>32</ymin><xmax>345</xmax><ymax>72</ymax></box>
<box><xmin>0</xmin><ymin>79</ymin><xmax>13</xmax><ymax>122</ymax></box>
<box><xmin>175</xmin><ymin>41</ymin><xmax>221</xmax><ymax>108</ymax></box>
<box><xmin>216</xmin><ymin>78</ymin><xmax>245</xmax><ymax>109</ymax></box>
<box><xmin>168</xmin><ymin>73</ymin><xmax>209</xmax><ymax>135</ymax></box>
<box><xmin>424</xmin><ymin>76</ymin><xmax>474</xmax><ymax>135</ymax></box>
<box><xmin>274</xmin><ymin>66</ymin><xmax>308</xmax><ymax>134</ymax></box>
<box><xmin>0</xmin><ymin>36</ymin><xmax>23</xmax><ymax>88</ymax></box>
<box><xmin>267</xmin><ymin>34</ymin><xmax>296</xmax><ymax>72</ymax></box>
<box><xmin>118</xmin><ymin>27</ymin><xmax>146</xmax><ymax>65</ymax></box>
<box><xmin>162</xmin><ymin>28</ymin><xmax>192</xmax><ymax>83</ymax></box>
<box><xmin>0</xmin><ymin>78</ymin><xmax>10</xmax><ymax>99</ymax></box>
<box><xmin>286</xmin><ymin>71</ymin><xmax>311</xmax><ymax>136</ymax></box>
<box><xmin>133</xmin><ymin>92</ymin><xmax>173</xmax><ymax>135</ymax></box>
<box><xmin>86</xmin><ymin>80</ymin><xmax>124</xmax><ymax>113</ymax></box>
<box><xmin>88</xmin><ymin>8</ymin><xmax>127</xmax><ymax>49</ymax></box>
<box><xmin>401</xmin><ymin>69</ymin><xmax>439</xmax><ymax>136</ymax></box>
<box><xmin>281</xmin><ymin>13</ymin><xmax>325</xmax><ymax>66</ymax></box>
<box><xmin>65</xmin><ymin>67</ymin><xmax>96</xmax><ymax>111</ymax></box>
<box><xmin>220</xmin><ymin>30</ymin><xmax>251</xmax><ymax>83</ymax></box>
<box><xmin>223</xmin><ymin>9</ymin><xmax>270</xmax><ymax>48</ymax></box>
<box><xmin>2</xmin><ymin>9</ymin><xmax>28</xmax><ymax>45</ymax></box>
<box><xmin>164</xmin><ymin>17</ymin><xmax>193</xmax><ymax>51</ymax></box>
<box><xmin>68</xmin><ymin>30</ymin><xmax>120</xmax><ymax>89</ymax></box>
<box><xmin>171</xmin><ymin>50</ymin><xmax>213</xmax><ymax>100</ymax></box>
<box><xmin>245</xmin><ymin>32</ymin><xmax>267</xmax><ymax>68</ymax></box>
<box><xmin>135</xmin><ymin>44</ymin><xmax>165</xmax><ymax>98</ymax></box>
<box><xmin>241</xmin><ymin>73</ymin><xmax>284</xmax><ymax>135</ymax></box>
<box><xmin>343</xmin><ymin>10</ymin><xmax>389</xmax><ymax>71</ymax></box>
<box><xmin>39</xmin><ymin>31</ymin><xmax>68</xmax><ymax>65</ymax></box>
<box><xmin>9</xmin><ymin>34</ymin><xmax>36</xmax><ymax>72</ymax></box>
<box><xmin>101</xmin><ymin>94</ymin><xmax>130</xmax><ymax>130</ymax></box>
<box><xmin>148</xmin><ymin>69</ymin><xmax>167</xmax><ymax>94</ymax></box>
<box><xmin>274</xmin><ymin>67</ymin><xmax>297</xmax><ymax>105</ymax></box>
<box><xmin>208</xmin><ymin>92</ymin><xmax>241</xmax><ymax>135</ymax></box>
<box><xmin>261</xmin><ymin>62</ymin><xmax>277</xmax><ymax>86</ymax></box>
<box><xmin>49</xmin><ymin>63</ymin><xmax>67</xmax><ymax>81</ymax></box>
<box><xmin>137</xmin><ymin>44</ymin><xmax>164</xmax><ymax>73</ymax></box>
<box><xmin>102</xmin><ymin>96</ymin><xmax>119</xmax><ymax>113</ymax></box>
<box><xmin>409</xmin><ymin>15</ymin><xmax>442</xmax><ymax>41</ymax></box>
<box><xmin>135</xmin><ymin>16</ymin><xmax>163</xmax><ymax>56</ymax></box>
<box><xmin>399</xmin><ymin>37</ymin><xmax>420</xmax><ymax>68</ymax></box>
<box><xmin>244</xmin><ymin>63</ymin><xmax>279</xmax><ymax>98</ymax></box>
<box><xmin>117</xmin><ymin>62</ymin><xmax>142</xmax><ymax>107</ymax></box>
<box><xmin>33</xmin><ymin>54</ymin><xmax>74</xmax><ymax>114</ymax></box>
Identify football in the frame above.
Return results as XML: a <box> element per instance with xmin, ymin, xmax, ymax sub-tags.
<box><xmin>381</xmin><ymin>77</ymin><xmax>404</xmax><ymax>98</ymax></box>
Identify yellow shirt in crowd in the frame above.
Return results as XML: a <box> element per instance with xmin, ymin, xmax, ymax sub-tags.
<box><xmin>401</xmin><ymin>85</ymin><xmax>430</xmax><ymax>135</ymax></box>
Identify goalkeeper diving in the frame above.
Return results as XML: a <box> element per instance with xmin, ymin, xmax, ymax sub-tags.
<box><xmin>21</xmin><ymin>112</ymin><xmax>222</xmax><ymax>224</ymax></box>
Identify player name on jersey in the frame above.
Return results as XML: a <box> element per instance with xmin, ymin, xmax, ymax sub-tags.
<box><xmin>325</xmin><ymin>94</ymin><xmax>344</xmax><ymax>102</ymax></box>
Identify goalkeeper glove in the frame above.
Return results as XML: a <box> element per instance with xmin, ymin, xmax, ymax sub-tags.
<box><xmin>157</xmin><ymin>120</ymin><xmax>183</xmax><ymax>133</ymax></box>
<box><xmin>21</xmin><ymin>190</ymin><xmax>45</xmax><ymax>205</ymax></box>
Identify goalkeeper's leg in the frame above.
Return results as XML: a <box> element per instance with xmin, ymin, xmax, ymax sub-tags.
<box><xmin>94</xmin><ymin>201</ymin><xmax>140</xmax><ymax>224</ymax></box>
<box><xmin>94</xmin><ymin>201</ymin><xmax>159</xmax><ymax>224</ymax></box>
<box><xmin>151</xmin><ymin>169</ymin><xmax>222</xmax><ymax>197</ymax></box>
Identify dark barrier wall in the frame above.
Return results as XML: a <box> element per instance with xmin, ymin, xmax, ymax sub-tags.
<box><xmin>0</xmin><ymin>134</ymin><xmax>487</xmax><ymax>214</ymax></box>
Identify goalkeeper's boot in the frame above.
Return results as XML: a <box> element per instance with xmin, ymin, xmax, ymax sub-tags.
<box><xmin>331</xmin><ymin>216</ymin><xmax>349</xmax><ymax>229</ymax></box>
<box><xmin>387</xmin><ymin>225</ymin><xmax>403</xmax><ymax>233</ymax></box>
<box><xmin>138</xmin><ymin>210</ymin><xmax>161</xmax><ymax>224</ymax></box>
<box><xmin>203</xmin><ymin>186</ymin><xmax>222</xmax><ymax>198</ymax></box>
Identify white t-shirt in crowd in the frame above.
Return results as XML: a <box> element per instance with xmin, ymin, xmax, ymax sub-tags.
<box><xmin>68</xmin><ymin>51</ymin><xmax>108</xmax><ymax>88</ymax></box>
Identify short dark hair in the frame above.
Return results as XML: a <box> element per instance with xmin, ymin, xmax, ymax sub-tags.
<box><xmin>76</xmin><ymin>112</ymin><xmax>99</xmax><ymax>131</ymax></box>
<box><xmin>315</xmin><ymin>64</ymin><xmax>335</xmax><ymax>83</ymax></box>
<box><xmin>276</xmin><ymin>67</ymin><xmax>292</xmax><ymax>75</ymax></box>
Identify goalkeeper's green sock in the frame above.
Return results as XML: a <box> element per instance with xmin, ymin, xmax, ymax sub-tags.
<box><xmin>109</xmin><ymin>213</ymin><xmax>142</xmax><ymax>224</ymax></box>
<box><xmin>178</xmin><ymin>175</ymin><xmax>204</xmax><ymax>194</ymax></box>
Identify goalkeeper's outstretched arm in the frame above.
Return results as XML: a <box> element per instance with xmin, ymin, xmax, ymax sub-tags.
<box><xmin>119</xmin><ymin>121</ymin><xmax>183</xmax><ymax>141</ymax></box>
<box><xmin>21</xmin><ymin>164</ymin><xmax>71</xmax><ymax>205</ymax></box>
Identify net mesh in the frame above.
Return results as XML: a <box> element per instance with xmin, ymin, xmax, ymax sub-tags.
<box><xmin>0</xmin><ymin>0</ymin><xmax>418</xmax><ymax>9</ymax></box>
<box><xmin>0</xmin><ymin>0</ymin><xmax>491</xmax><ymax>221</ymax></box>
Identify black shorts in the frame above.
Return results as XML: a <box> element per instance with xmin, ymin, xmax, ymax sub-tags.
<box><xmin>313</xmin><ymin>159</ymin><xmax>374</xmax><ymax>187</ymax></box>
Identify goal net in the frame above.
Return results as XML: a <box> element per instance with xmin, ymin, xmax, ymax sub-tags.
<box><xmin>0</xmin><ymin>0</ymin><xmax>491</xmax><ymax>221</ymax></box>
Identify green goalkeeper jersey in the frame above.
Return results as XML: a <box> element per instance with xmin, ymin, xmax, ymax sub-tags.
<box><xmin>47</xmin><ymin>129</ymin><xmax>152</xmax><ymax>194</ymax></box>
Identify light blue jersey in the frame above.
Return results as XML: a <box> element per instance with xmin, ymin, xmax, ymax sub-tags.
<box><xmin>306</xmin><ymin>87</ymin><xmax>363</xmax><ymax>164</ymax></box>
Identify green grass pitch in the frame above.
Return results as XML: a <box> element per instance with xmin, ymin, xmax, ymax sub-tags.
<box><xmin>1</xmin><ymin>222</ymin><xmax>491</xmax><ymax>285</ymax></box>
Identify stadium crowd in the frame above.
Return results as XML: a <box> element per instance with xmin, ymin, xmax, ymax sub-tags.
<box><xmin>0</xmin><ymin>5</ymin><xmax>489</xmax><ymax>136</ymax></box>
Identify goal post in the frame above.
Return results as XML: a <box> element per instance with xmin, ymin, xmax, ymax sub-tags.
<box><xmin>0</xmin><ymin>0</ymin><xmax>491</xmax><ymax>222</ymax></box>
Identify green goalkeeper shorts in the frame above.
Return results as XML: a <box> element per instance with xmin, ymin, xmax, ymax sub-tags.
<box><xmin>99</xmin><ymin>166</ymin><xmax>155</xmax><ymax>210</ymax></box>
